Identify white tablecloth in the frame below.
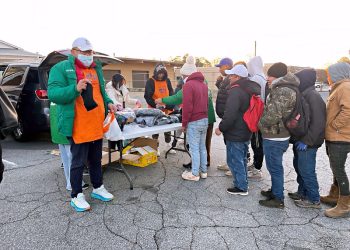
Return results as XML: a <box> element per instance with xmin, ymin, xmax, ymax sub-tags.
<box><xmin>120</xmin><ymin>123</ymin><xmax>182</xmax><ymax>140</ymax></box>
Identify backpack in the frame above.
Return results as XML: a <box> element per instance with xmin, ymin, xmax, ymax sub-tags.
<box><xmin>280</xmin><ymin>84</ymin><xmax>310</xmax><ymax>138</ymax></box>
<box><xmin>231</xmin><ymin>84</ymin><xmax>264</xmax><ymax>132</ymax></box>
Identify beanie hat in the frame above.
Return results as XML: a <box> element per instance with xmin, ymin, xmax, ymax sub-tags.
<box><xmin>267</xmin><ymin>62</ymin><xmax>288</xmax><ymax>78</ymax></box>
<box><xmin>180</xmin><ymin>56</ymin><xmax>197</xmax><ymax>76</ymax></box>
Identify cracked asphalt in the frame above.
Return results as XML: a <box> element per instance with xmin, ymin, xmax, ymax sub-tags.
<box><xmin>1</xmin><ymin>126</ymin><xmax>350</xmax><ymax>250</ymax></box>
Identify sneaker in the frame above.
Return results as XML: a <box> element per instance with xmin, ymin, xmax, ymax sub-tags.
<box><xmin>260</xmin><ymin>189</ymin><xmax>273</xmax><ymax>198</ymax></box>
<box><xmin>247</xmin><ymin>162</ymin><xmax>254</xmax><ymax>172</ymax></box>
<box><xmin>225</xmin><ymin>170</ymin><xmax>232</xmax><ymax>176</ymax></box>
<box><xmin>217</xmin><ymin>164</ymin><xmax>229</xmax><ymax>171</ymax></box>
<box><xmin>70</xmin><ymin>193</ymin><xmax>91</xmax><ymax>212</ymax></box>
<box><xmin>227</xmin><ymin>187</ymin><xmax>248</xmax><ymax>196</ymax></box>
<box><xmin>167</xmin><ymin>143</ymin><xmax>176</xmax><ymax>154</ymax></box>
<box><xmin>181</xmin><ymin>171</ymin><xmax>199</xmax><ymax>181</ymax></box>
<box><xmin>248</xmin><ymin>169</ymin><xmax>262</xmax><ymax>180</ymax></box>
<box><xmin>91</xmin><ymin>185</ymin><xmax>114</xmax><ymax>202</ymax></box>
<box><xmin>82</xmin><ymin>183</ymin><xmax>89</xmax><ymax>190</ymax></box>
<box><xmin>259</xmin><ymin>197</ymin><xmax>284</xmax><ymax>209</ymax></box>
<box><xmin>288</xmin><ymin>192</ymin><xmax>302</xmax><ymax>200</ymax></box>
<box><xmin>294</xmin><ymin>199</ymin><xmax>321</xmax><ymax>209</ymax></box>
<box><xmin>183</xmin><ymin>162</ymin><xmax>192</xmax><ymax>169</ymax></box>
<box><xmin>200</xmin><ymin>172</ymin><xmax>208</xmax><ymax>179</ymax></box>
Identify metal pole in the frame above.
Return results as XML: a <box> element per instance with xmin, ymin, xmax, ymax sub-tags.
<box><xmin>254</xmin><ymin>41</ymin><xmax>257</xmax><ymax>56</ymax></box>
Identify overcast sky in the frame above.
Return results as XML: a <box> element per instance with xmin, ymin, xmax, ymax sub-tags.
<box><xmin>1</xmin><ymin>0</ymin><xmax>349</xmax><ymax>68</ymax></box>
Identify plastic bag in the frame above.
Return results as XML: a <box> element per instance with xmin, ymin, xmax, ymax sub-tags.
<box><xmin>103</xmin><ymin>112</ymin><xmax>123</xmax><ymax>141</ymax></box>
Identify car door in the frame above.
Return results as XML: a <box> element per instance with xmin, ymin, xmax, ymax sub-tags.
<box><xmin>0</xmin><ymin>65</ymin><xmax>30</xmax><ymax>107</ymax></box>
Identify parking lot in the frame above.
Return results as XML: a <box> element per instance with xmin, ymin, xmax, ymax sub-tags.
<box><xmin>1</xmin><ymin>115</ymin><xmax>350</xmax><ymax>249</ymax></box>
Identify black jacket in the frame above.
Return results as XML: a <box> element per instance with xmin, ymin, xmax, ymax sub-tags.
<box><xmin>294</xmin><ymin>69</ymin><xmax>326</xmax><ymax>147</ymax></box>
<box><xmin>215</xmin><ymin>76</ymin><xmax>231</xmax><ymax>118</ymax></box>
<box><xmin>144</xmin><ymin>78</ymin><xmax>174</xmax><ymax>110</ymax></box>
<box><xmin>219</xmin><ymin>78</ymin><xmax>261</xmax><ymax>142</ymax></box>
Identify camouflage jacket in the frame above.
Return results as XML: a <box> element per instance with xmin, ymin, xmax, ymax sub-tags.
<box><xmin>259</xmin><ymin>73</ymin><xmax>299</xmax><ymax>138</ymax></box>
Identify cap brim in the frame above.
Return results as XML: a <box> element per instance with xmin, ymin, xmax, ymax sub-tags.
<box><xmin>215</xmin><ymin>63</ymin><xmax>222</xmax><ymax>67</ymax></box>
<box><xmin>225</xmin><ymin>69</ymin><xmax>234</xmax><ymax>75</ymax></box>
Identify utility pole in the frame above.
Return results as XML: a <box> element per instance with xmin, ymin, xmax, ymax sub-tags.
<box><xmin>254</xmin><ymin>41</ymin><xmax>257</xmax><ymax>56</ymax></box>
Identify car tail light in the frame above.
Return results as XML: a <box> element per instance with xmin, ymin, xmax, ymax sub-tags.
<box><xmin>35</xmin><ymin>89</ymin><xmax>48</xmax><ymax>100</ymax></box>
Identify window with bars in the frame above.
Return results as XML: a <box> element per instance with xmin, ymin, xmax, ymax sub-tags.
<box><xmin>132</xmin><ymin>71</ymin><xmax>149</xmax><ymax>88</ymax></box>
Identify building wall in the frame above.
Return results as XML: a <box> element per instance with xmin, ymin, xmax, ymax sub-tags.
<box><xmin>103</xmin><ymin>62</ymin><xmax>178</xmax><ymax>90</ymax></box>
<box><xmin>175</xmin><ymin>67</ymin><xmax>220</xmax><ymax>90</ymax></box>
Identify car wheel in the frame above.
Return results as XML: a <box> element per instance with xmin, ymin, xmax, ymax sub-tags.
<box><xmin>12</xmin><ymin>119</ymin><xmax>29</xmax><ymax>141</ymax></box>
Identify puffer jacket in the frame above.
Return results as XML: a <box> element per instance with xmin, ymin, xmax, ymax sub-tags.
<box><xmin>326</xmin><ymin>62</ymin><xmax>350</xmax><ymax>142</ymax></box>
<box><xmin>219</xmin><ymin>78</ymin><xmax>261</xmax><ymax>142</ymax></box>
<box><xmin>215</xmin><ymin>75</ymin><xmax>231</xmax><ymax>118</ymax></box>
<box><xmin>259</xmin><ymin>73</ymin><xmax>299</xmax><ymax>139</ymax></box>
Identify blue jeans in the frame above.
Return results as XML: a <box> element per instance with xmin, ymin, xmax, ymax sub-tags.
<box><xmin>187</xmin><ymin>118</ymin><xmax>208</xmax><ymax>176</ymax></box>
<box><xmin>292</xmin><ymin>145</ymin><xmax>320</xmax><ymax>203</ymax></box>
<box><xmin>226</xmin><ymin>140</ymin><xmax>250</xmax><ymax>191</ymax></box>
<box><xmin>263</xmin><ymin>139</ymin><xmax>289</xmax><ymax>201</ymax></box>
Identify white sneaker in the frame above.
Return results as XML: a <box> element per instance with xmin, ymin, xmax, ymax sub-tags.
<box><xmin>225</xmin><ymin>170</ymin><xmax>232</xmax><ymax>176</ymax></box>
<box><xmin>91</xmin><ymin>185</ymin><xmax>114</xmax><ymax>202</ymax></box>
<box><xmin>167</xmin><ymin>143</ymin><xmax>176</xmax><ymax>154</ymax></box>
<box><xmin>200</xmin><ymin>172</ymin><xmax>208</xmax><ymax>179</ymax></box>
<box><xmin>70</xmin><ymin>193</ymin><xmax>91</xmax><ymax>212</ymax></box>
<box><xmin>181</xmin><ymin>171</ymin><xmax>200</xmax><ymax>181</ymax></box>
<box><xmin>248</xmin><ymin>169</ymin><xmax>262</xmax><ymax>180</ymax></box>
<box><xmin>217</xmin><ymin>164</ymin><xmax>229</xmax><ymax>171</ymax></box>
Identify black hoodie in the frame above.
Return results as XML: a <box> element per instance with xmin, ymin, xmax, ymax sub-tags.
<box><xmin>295</xmin><ymin>69</ymin><xmax>326</xmax><ymax>147</ymax></box>
<box><xmin>219</xmin><ymin>78</ymin><xmax>261</xmax><ymax>142</ymax></box>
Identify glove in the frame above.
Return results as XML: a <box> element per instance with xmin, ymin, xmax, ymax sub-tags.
<box><xmin>295</xmin><ymin>141</ymin><xmax>307</xmax><ymax>151</ymax></box>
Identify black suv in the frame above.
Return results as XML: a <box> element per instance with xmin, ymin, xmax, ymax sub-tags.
<box><xmin>0</xmin><ymin>50</ymin><xmax>121</xmax><ymax>141</ymax></box>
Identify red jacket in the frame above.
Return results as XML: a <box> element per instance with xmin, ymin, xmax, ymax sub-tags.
<box><xmin>182</xmin><ymin>72</ymin><xmax>208</xmax><ymax>128</ymax></box>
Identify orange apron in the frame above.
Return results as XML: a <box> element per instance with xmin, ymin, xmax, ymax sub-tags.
<box><xmin>150</xmin><ymin>78</ymin><xmax>172</xmax><ymax>114</ymax></box>
<box><xmin>72</xmin><ymin>68</ymin><xmax>105</xmax><ymax>143</ymax></box>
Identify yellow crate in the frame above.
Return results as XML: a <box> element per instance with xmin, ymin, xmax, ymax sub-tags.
<box><xmin>122</xmin><ymin>139</ymin><xmax>158</xmax><ymax>167</ymax></box>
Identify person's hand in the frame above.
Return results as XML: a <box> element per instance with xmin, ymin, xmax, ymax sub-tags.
<box><xmin>295</xmin><ymin>141</ymin><xmax>307</xmax><ymax>151</ymax></box>
<box><xmin>77</xmin><ymin>79</ymin><xmax>89</xmax><ymax>92</ymax></box>
<box><xmin>217</xmin><ymin>75</ymin><xmax>223</xmax><ymax>82</ymax></box>
<box><xmin>135</xmin><ymin>100</ymin><xmax>142</xmax><ymax>108</ymax></box>
<box><xmin>155</xmin><ymin>98</ymin><xmax>163</xmax><ymax>105</ymax></box>
<box><xmin>215</xmin><ymin>127</ymin><xmax>222</xmax><ymax>136</ymax></box>
<box><xmin>108</xmin><ymin>103</ymin><xmax>119</xmax><ymax>113</ymax></box>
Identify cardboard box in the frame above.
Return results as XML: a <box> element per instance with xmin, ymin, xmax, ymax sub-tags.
<box><xmin>101</xmin><ymin>149</ymin><xmax>120</xmax><ymax>166</ymax></box>
<box><xmin>122</xmin><ymin>138</ymin><xmax>158</xmax><ymax>167</ymax></box>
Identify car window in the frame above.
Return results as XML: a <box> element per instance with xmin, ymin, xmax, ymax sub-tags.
<box><xmin>2</xmin><ymin>66</ymin><xmax>28</xmax><ymax>86</ymax></box>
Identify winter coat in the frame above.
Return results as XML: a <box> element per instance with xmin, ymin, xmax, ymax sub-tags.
<box><xmin>105</xmin><ymin>81</ymin><xmax>138</xmax><ymax>107</ymax></box>
<box><xmin>161</xmin><ymin>88</ymin><xmax>216</xmax><ymax>125</ymax></box>
<box><xmin>294</xmin><ymin>69</ymin><xmax>326</xmax><ymax>147</ymax></box>
<box><xmin>326</xmin><ymin>62</ymin><xmax>350</xmax><ymax>142</ymax></box>
<box><xmin>219</xmin><ymin>77</ymin><xmax>261</xmax><ymax>142</ymax></box>
<box><xmin>48</xmin><ymin>55</ymin><xmax>112</xmax><ymax>137</ymax></box>
<box><xmin>215</xmin><ymin>75</ymin><xmax>231</xmax><ymax>118</ymax></box>
<box><xmin>259</xmin><ymin>73</ymin><xmax>299</xmax><ymax>139</ymax></box>
<box><xmin>182</xmin><ymin>72</ymin><xmax>208</xmax><ymax>128</ymax></box>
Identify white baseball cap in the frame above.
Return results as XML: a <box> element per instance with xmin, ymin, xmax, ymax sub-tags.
<box><xmin>72</xmin><ymin>37</ymin><xmax>93</xmax><ymax>51</ymax></box>
<box><xmin>225</xmin><ymin>64</ymin><xmax>248</xmax><ymax>77</ymax></box>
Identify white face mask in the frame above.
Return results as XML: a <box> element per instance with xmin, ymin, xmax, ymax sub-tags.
<box><xmin>119</xmin><ymin>84</ymin><xmax>128</xmax><ymax>95</ymax></box>
<box><xmin>77</xmin><ymin>54</ymin><xmax>93</xmax><ymax>67</ymax></box>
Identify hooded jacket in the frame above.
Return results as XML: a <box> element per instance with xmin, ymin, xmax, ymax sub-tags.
<box><xmin>247</xmin><ymin>56</ymin><xmax>267</xmax><ymax>101</ymax></box>
<box><xmin>182</xmin><ymin>72</ymin><xmax>208</xmax><ymax>128</ymax></box>
<box><xmin>295</xmin><ymin>69</ymin><xmax>326</xmax><ymax>147</ymax></box>
<box><xmin>326</xmin><ymin>62</ymin><xmax>350</xmax><ymax>143</ymax></box>
<box><xmin>219</xmin><ymin>78</ymin><xmax>261</xmax><ymax>142</ymax></box>
<box><xmin>144</xmin><ymin>63</ymin><xmax>174</xmax><ymax>110</ymax></box>
<box><xmin>259</xmin><ymin>73</ymin><xmax>299</xmax><ymax>139</ymax></box>
<box><xmin>215</xmin><ymin>75</ymin><xmax>231</xmax><ymax>118</ymax></box>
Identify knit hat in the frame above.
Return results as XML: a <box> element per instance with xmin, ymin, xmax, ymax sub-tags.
<box><xmin>180</xmin><ymin>56</ymin><xmax>197</xmax><ymax>76</ymax></box>
<box><xmin>267</xmin><ymin>62</ymin><xmax>288</xmax><ymax>78</ymax></box>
